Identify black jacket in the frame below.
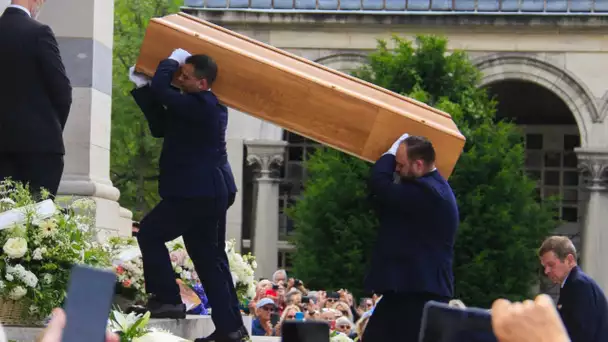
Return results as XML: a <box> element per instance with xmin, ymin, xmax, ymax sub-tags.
<box><xmin>0</xmin><ymin>7</ymin><xmax>72</xmax><ymax>153</ymax></box>
<box><xmin>558</xmin><ymin>266</ymin><xmax>608</xmax><ymax>342</ymax></box>
<box><xmin>130</xmin><ymin>59</ymin><xmax>237</xmax><ymax>199</ymax></box>
<box><xmin>365</xmin><ymin>154</ymin><xmax>459</xmax><ymax>297</ymax></box>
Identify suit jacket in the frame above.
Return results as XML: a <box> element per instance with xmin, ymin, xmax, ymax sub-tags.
<box><xmin>130</xmin><ymin>59</ymin><xmax>237</xmax><ymax>199</ymax></box>
<box><xmin>557</xmin><ymin>266</ymin><xmax>608</xmax><ymax>342</ymax></box>
<box><xmin>365</xmin><ymin>154</ymin><xmax>459</xmax><ymax>298</ymax></box>
<box><xmin>0</xmin><ymin>7</ymin><xmax>72</xmax><ymax>153</ymax></box>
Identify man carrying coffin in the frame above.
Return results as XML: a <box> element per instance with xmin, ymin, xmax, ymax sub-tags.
<box><xmin>127</xmin><ymin>49</ymin><xmax>247</xmax><ymax>342</ymax></box>
<box><xmin>363</xmin><ymin>134</ymin><xmax>459</xmax><ymax>342</ymax></box>
<box><xmin>0</xmin><ymin>0</ymin><xmax>72</xmax><ymax>197</ymax></box>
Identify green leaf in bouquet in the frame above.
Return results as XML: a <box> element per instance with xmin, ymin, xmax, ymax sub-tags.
<box><xmin>129</xmin><ymin>311</ymin><xmax>151</xmax><ymax>335</ymax></box>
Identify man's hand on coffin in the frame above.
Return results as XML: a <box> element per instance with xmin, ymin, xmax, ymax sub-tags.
<box><xmin>168</xmin><ymin>48</ymin><xmax>192</xmax><ymax>65</ymax></box>
<box><xmin>128</xmin><ymin>66</ymin><xmax>150</xmax><ymax>88</ymax></box>
<box><xmin>385</xmin><ymin>133</ymin><xmax>410</xmax><ymax>156</ymax></box>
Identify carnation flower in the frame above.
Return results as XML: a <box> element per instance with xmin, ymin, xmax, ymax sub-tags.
<box><xmin>32</xmin><ymin>248</ymin><xmax>43</xmax><ymax>260</ymax></box>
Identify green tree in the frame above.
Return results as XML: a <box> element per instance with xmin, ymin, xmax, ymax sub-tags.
<box><xmin>111</xmin><ymin>0</ymin><xmax>181</xmax><ymax>220</ymax></box>
<box><xmin>288</xmin><ymin>35</ymin><xmax>557</xmax><ymax>306</ymax></box>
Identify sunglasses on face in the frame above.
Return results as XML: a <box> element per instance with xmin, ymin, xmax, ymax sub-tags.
<box><xmin>339</xmin><ymin>325</ymin><xmax>351</xmax><ymax>330</ymax></box>
<box><xmin>327</xmin><ymin>298</ymin><xmax>337</xmax><ymax>303</ymax></box>
<box><xmin>287</xmin><ymin>315</ymin><xmax>295</xmax><ymax>319</ymax></box>
<box><xmin>261</xmin><ymin>306</ymin><xmax>275</xmax><ymax>312</ymax></box>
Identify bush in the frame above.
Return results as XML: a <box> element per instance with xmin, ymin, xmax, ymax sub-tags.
<box><xmin>287</xmin><ymin>35</ymin><xmax>557</xmax><ymax>306</ymax></box>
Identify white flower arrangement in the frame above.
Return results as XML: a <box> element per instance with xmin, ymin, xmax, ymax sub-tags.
<box><xmin>225</xmin><ymin>239</ymin><xmax>257</xmax><ymax>303</ymax></box>
<box><xmin>0</xmin><ymin>180</ymin><xmax>111</xmax><ymax>321</ymax></box>
<box><xmin>108</xmin><ymin>310</ymin><xmax>188</xmax><ymax>341</ymax></box>
<box><xmin>109</xmin><ymin>237</ymin><xmax>257</xmax><ymax>306</ymax></box>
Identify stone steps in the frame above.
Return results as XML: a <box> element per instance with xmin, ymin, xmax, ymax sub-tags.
<box><xmin>4</xmin><ymin>315</ymin><xmax>281</xmax><ymax>341</ymax></box>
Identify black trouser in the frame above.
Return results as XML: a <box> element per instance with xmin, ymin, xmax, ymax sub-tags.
<box><xmin>362</xmin><ymin>292</ymin><xmax>450</xmax><ymax>342</ymax></box>
<box><xmin>0</xmin><ymin>152</ymin><xmax>64</xmax><ymax>197</ymax></box>
<box><xmin>137</xmin><ymin>196</ymin><xmax>243</xmax><ymax>333</ymax></box>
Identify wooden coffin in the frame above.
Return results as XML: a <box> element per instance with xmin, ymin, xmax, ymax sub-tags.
<box><xmin>135</xmin><ymin>13</ymin><xmax>466</xmax><ymax>178</ymax></box>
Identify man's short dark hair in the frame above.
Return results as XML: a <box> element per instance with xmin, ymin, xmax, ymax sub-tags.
<box><xmin>185</xmin><ymin>54</ymin><xmax>218</xmax><ymax>86</ymax></box>
<box><xmin>403</xmin><ymin>136</ymin><xmax>435</xmax><ymax>165</ymax></box>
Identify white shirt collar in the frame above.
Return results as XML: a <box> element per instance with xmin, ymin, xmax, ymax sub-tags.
<box><xmin>7</xmin><ymin>4</ymin><xmax>31</xmax><ymax>17</ymax></box>
<box><xmin>561</xmin><ymin>272</ymin><xmax>570</xmax><ymax>288</ymax></box>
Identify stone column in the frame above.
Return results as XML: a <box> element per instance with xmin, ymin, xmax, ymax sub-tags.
<box><xmin>245</xmin><ymin>140</ymin><xmax>287</xmax><ymax>280</ymax></box>
<box><xmin>35</xmin><ymin>0</ymin><xmax>131</xmax><ymax>237</ymax></box>
<box><xmin>226</xmin><ymin>107</ymin><xmax>284</xmax><ymax>252</ymax></box>
<box><xmin>576</xmin><ymin>147</ymin><xmax>608</xmax><ymax>292</ymax></box>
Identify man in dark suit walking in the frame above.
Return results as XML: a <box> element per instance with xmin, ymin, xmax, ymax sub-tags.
<box><xmin>539</xmin><ymin>235</ymin><xmax>608</xmax><ymax>342</ymax></box>
<box><xmin>362</xmin><ymin>134</ymin><xmax>459</xmax><ymax>342</ymax></box>
<box><xmin>128</xmin><ymin>49</ymin><xmax>247</xmax><ymax>342</ymax></box>
<box><xmin>0</xmin><ymin>0</ymin><xmax>72</xmax><ymax>197</ymax></box>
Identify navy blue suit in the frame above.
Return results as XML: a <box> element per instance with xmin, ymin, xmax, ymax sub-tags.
<box><xmin>131</xmin><ymin>58</ymin><xmax>243</xmax><ymax>333</ymax></box>
<box><xmin>362</xmin><ymin>154</ymin><xmax>459</xmax><ymax>342</ymax></box>
<box><xmin>558</xmin><ymin>266</ymin><xmax>608</xmax><ymax>342</ymax></box>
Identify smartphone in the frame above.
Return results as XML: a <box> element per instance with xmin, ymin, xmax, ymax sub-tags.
<box><xmin>270</xmin><ymin>312</ymin><xmax>281</xmax><ymax>326</ymax></box>
<box><xmin>418</xmin><ymin>301</ymin><xmax>498</xmax><ymax>342</ymax></box>
<box><xmin>61</xmin><ymin>265</ymin><xmax>117</xmax><ymax>342</ymax></box>
<box><xmin>281</xmin><ymin>320</ymin><xmax>330</xmax><ymax>342</ymax></box>
<box><xmin>301</xmin><ymin>296</ymin><xmax>310</xmax><ymax>304</ymax></box>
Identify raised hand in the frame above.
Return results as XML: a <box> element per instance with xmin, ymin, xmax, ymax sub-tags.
<box><xmin>128</xmin><ymin>66</ymin><xmax>150</xmax><ymax>88</ymax></box>
<box><xmin>168</xmin><ymin>48</ymin><xmax>192</xmax><ymax>65</ymax></box>
<box><xmin>386</xmin><ymin>133</ymin><xmax>410</xmax><ymax>156</ymax></box>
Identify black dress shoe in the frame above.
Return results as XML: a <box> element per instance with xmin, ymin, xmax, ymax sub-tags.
<box><xmin>126</xmin><ymin>297</ymin><xmax>186</xmax><ymax>319</ymax></box>
<box><xmin>195</xmin><ymin>326</ymin><xmax>250</xmax><ymax>342</ymax></box>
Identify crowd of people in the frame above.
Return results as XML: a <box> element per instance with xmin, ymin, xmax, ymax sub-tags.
<box><xmin>244</xmin><ymin>270</ymin><xmax>377</xmax><ymax>339</ymax></box>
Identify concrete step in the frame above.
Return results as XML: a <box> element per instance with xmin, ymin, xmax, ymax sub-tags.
<box><xmin>4</xmin><ymin>315</ymin><xmax>281</xmax><ymax>341</ymax></box>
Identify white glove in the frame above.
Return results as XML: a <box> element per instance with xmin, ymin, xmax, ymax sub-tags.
<box><xmin>128</xmin><ymin>66</ymin><xmax>150</xmax><ymax>88</ymax></box>
<box><xmin>168</xmin><ymin>48</ymin><xmax>192</xmax><ymax>65</ymax></box>
<box><xmin>385</xmin><ymin>133</ymin><xmax>410</xmax><ymax>156</ymax></box>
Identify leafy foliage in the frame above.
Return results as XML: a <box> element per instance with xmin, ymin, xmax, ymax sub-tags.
<box><xmin>111</xmin><ymin>0</ymin><xmax>182</xmax><ymax>220</ymax></box>
<box><xmin>288</xmin><ymin>35</ymin><xmax>557</xmax><ymax>306</ymax></box>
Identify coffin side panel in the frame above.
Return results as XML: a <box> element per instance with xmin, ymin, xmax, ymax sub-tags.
<box><xmin>135</xmin><ymin>15</ymin><xmax>466</xmax><ymax>178</ymax></box>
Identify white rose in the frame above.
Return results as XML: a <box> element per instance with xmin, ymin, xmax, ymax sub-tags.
<box><xmin>9</xmin><ymin>286</ymin><xmax>26</xmax><ymax>300</ymax></box>
<box><xmin>3</xmin><ymin>237</ymin><xmax>27</xmax><ymax>259</ymax></box>
<box><xmin>5</xmin><ymin>273</ymin><xmax>13</xmax><ymax>281</ymax></box>
<box><xmin>251</xmin><ymin>261</ymin><xmax>257</xmax><ymax>269</ymax></box>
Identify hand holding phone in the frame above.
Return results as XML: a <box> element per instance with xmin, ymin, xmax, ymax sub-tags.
<box><xmin>60</xmin><ymin>265</ymin><xmax>117</xmax><ymax>342</ymax></box>
<box><xmin>491</xmin><ymin>295</ymin><xmax>570</xmax><ymax>342</ymax></box>
<box><xmin>37</xmin><ymin>308</ymin><xmax>119</xmax><ymax>342</ymax></box>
